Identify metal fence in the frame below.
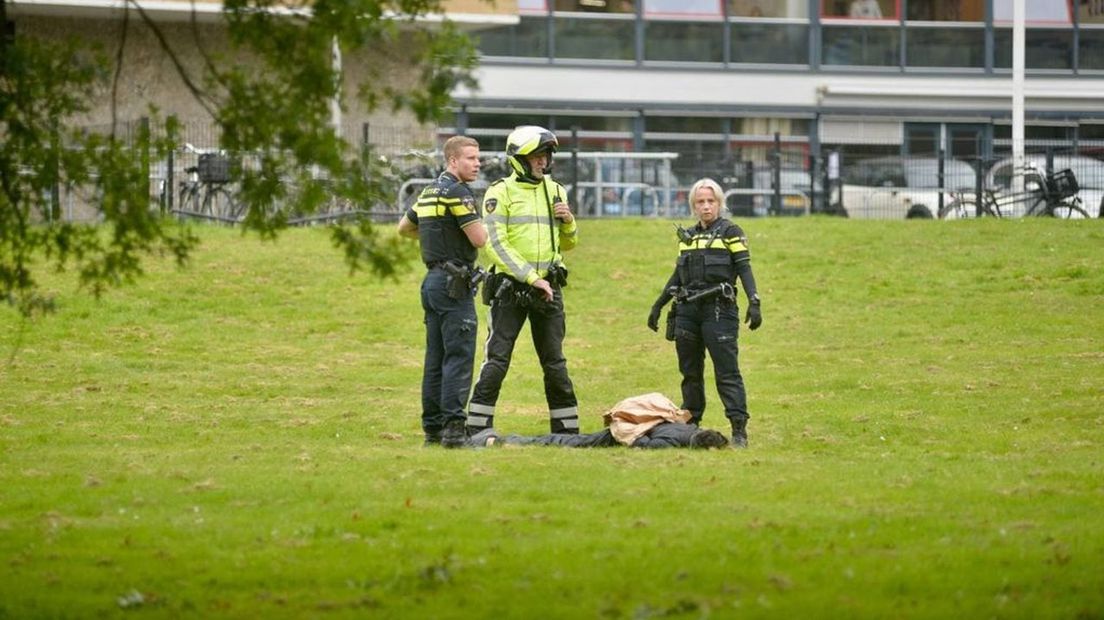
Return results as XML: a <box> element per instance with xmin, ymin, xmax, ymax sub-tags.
<box><xmin>37</xmin><ymin>120</ymin><xmax>1104</xmax><ymax>222</ymax></box>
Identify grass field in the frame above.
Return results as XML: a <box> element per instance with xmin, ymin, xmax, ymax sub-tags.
<box><xmin>1</xmin><ymin>217</ymin><xmax>1102</xmax><ymax>619</ymax></box>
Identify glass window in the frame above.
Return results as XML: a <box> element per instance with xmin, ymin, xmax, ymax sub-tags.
<box><xmin>1080</xmin><ymin>2</ymin><xmax>1104</xmax><ymax>24</ymax></box>
<box><xmin>467</xmin><ymin>113</ymin><xmax>553</xmax><ymax>131</ymax></box>
<box><xmin>551</xmin><ymin>116</ymin><xmax>634</xmax><ymax>132</ymax></box>
<box><xmin>643</xmin><ymin>0</ymin><xmax>722</xmax><ymax>18</ymax></box>
<box><xmin>906</xmin><ymin>0</ymin><xmax>983</xmax><ymax>21</ymax></box>
<box><xmin>1083</xmin><ymin>125</ymin><xmax>1104</xmax><ymax>140</ymax></box>
<box><xmin>646</xmin><ymin>116</ymin><xmax>725</xmax><ymax>133</ymax></box>
<box><xmin>645</xmin><ymin>21</ymin><xmax>724</xmax><ymax>62</ymax></box>
<box><xmin>992</xmin><ymin>0</ymin><xmax>1072</xmax><ymax>23</ymax></box>
<box><xmin>822</xmin><ymin>25</ymin><xmax>900</xmax><ymax>65</ymax></box>
<box><xmin>731</xmin><ymin>22</ymin><xmax>808</xmax><ymax>63</ymax></box>
<box><xmin>554</xmin><ymin>16</ymin><xmax>636</xmax><ymax>60</ymax></box>
<box><xmin>554</xmin><ymin>0</ymin><xmax>636</xmax><ymax>13</ymax></box>
<box><xmin>994</xmin><ymin>29</ymin><xmax>1073</xmax><ymax>70</ymax></box>
<box><xmin>732</xmin><ymin>117</ymin><xmax>810</xmax><ymax>136</ymax></box>
<box><xmin>906</xmin><ymin>25</ymin><xmax>984</xmax><ymax>67</ymax></box>
<box><xmin>821</xmin><ymin>0</ymin><xmax>898</xmax><ymax>20</ymax></box>
<box><xmin>1079</xmin><ymin>27</ymin><xmax>1104</xmax><ymax>70</ymax></box>
<box><xmin>518</xmin><ymin>0</ymin><xmax>549</xmax><ymax>13</ymax></box>
<box><xmin>730</xmin><ymin>0</ymin><xmax>807</xmax><ymax>18</ymax></box>
<box><xmin>992</xmin><ymin>125</ymin><xmax>1075</xmax><ymax>140</ymax></box>
<box><xmin>476</xmin><ymin>17</ymin><xmax>549</xmax><ymax>58</ymax></box>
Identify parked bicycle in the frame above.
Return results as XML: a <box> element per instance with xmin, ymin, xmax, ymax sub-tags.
<box><xmin>175</xmin><ymin>144</ymin><xmax>244</xmax><ymax>222</ymax></box>
<box><xmin>939</xmin><ymin>164</ymin><xmax>1089</xmax><ymax>219</ymax></box>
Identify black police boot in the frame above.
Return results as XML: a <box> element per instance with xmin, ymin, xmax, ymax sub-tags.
<box><xmin>730</xmin><ymin>418</ymin><xmax>748</xmax><ymax>448</ymax></box>
<box><xmin>440</xmin><ymin>419</ymin><xmax>468</xmax><ymax>449</ymax></box>
<box><xmin>423</xmin><ymin>428</ymin><xmax>442</xmax><ymax>446</ymax></box>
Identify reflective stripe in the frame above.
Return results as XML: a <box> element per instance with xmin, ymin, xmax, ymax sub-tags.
<box><xmin>414</xmin><ymin>204</ymin><xmax>446</xmax><ymax>218</ymax></box>
<box><xmin>469</xmin><ymin>403</ymin><xmax>495</xmax><ymax>415</ymax></box>
<box><xmin>528</xmin><ymin>260</ymin><xmax>554</xmax><ymax>272</ymax></box>
<box><xmin>549</xmin><ymin>406</ymin><xmax>579</xmax><ymax>419</ymax></box>
<box><xmin>448</xmin><ymin>204</ymin><xmax>475</xmax><ymax>217</ymax></box>
<box><xmin>499</xmin><ymin>215</ymin><xmax>548</xmax><ymax>226</ymax></box>
<box><xmin>724</xmin><ymin>238</ymin><xmax>749</xmax><ymax>253</ymax></box>
<box><xmin>487</xmin><ymin>219</ymin><xmax>535</xmax><ymax>282</ymax></box>
<box><xmin>559</xmin><ymin>418</ymin><xmax>580</xmax><ymax>430</ymax></box>
<box><xmin>467</xmin><ymin>414</ymin><xmax>492</xmax><ymax>428</ymax></box>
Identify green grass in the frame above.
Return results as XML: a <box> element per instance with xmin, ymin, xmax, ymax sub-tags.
<box><xmin>2</xmin><ymin>218</ymin><xmax>1102</xmax><ymax>619</ymax></box>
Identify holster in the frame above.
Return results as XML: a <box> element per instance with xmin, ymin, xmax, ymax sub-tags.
<box><xmin>546</xmin><ymin>263</ymin><xmax>569</xmax><ymax>288</ymax></box>
<box><xmin>446</xmin><ymin>272</ymin><xmax>471</xmax><ymax>299</ymax></box>
<box><xmin>443</xmin><ymin>261</ymin><xmax>475</xmax><ymax>300</ymax></box>
<box><xmin>665</xmin><ymin>305</ymin><xmax>677</xmax><ymax>342</ymax></box>
<box><xmin>481</xmin><ymin>270</ymin><xmax>500</xmax><ymax>306</ymax></box>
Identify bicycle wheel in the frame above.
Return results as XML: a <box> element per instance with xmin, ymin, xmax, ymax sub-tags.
<box><xmin>178</xmin><ymin>183</ymin><xmax>201</xmax><ymax>216</ymax></box>
<box><xmin>1046</xmin><ymin>202</ymin><xmax>1089</xmax><ymax>219</ymax></box>
<box><xmin>938</xmin><ymin>199</ymin><xmax>977</xmax><ymax>219</ymax></box>
<box><xmin>200</xmin><ymin>186</ymin><xmax>239</xmax><ymax>222</ymax></box>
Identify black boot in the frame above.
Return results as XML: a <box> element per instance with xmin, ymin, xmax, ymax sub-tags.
<box><xmin>423</xmin><ymin>429</ymin><xmax>442</xmax><ymax>446</ymax></box>
<box><xmin>440</xmin><ymin>419</ymin><xmax>468</xmax><ymax>449</ymax></box>
<box><xmin>730</xmin><ymin>418</ymin><xmax>748</xmax><ymax>448</ymax></box>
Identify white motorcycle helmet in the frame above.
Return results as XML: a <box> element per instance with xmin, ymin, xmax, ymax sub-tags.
<box><xmin>505</xmin><ymin>125</ymin><xmax>558</xmax><ymax>179</ymax></box>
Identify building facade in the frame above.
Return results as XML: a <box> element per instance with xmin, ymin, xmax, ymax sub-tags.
<box><xmin>450</xmin><ymin>0</ymin><xmax>1104</xmax><ymax>182</ymax></box>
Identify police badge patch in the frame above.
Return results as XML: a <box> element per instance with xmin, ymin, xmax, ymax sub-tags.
<box><xmin>485</xmin><ymin>198</ymin><xmax>497</xmax><ymax>213</ymax></box>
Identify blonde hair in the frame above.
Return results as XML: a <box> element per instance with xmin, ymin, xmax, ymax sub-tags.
<box><xmin>443</xmin><ymin>135</ymin><xmax>479</xmax><ymax>163</ymax></box>
<box><xmin>688</xmin><ymin>178</ymin><xmax>724</xmax><ymax>210</ymax></box>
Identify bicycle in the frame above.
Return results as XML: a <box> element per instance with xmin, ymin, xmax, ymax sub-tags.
<box><xmin>939</xmin><ymin>164</ymin><xmax>1089</xmax><ymax>219</ymax></box>
<box><xmin>173</xmin><ymin>144</ymin><xmax>244</xmax><ymax>223</ymax></box>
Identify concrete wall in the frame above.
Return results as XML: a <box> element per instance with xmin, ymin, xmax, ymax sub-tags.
<box><xmin>12</xmin><ymin>13</ymin><xmax>435</xmax><ymax>151</ymax></box>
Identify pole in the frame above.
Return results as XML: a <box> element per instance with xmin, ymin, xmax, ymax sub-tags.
<box><xmin>1011</xmin><ymin>0</ymin><xmax>1025</xmax><ymax>194</ymax></box>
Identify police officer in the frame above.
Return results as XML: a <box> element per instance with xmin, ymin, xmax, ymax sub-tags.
<box><xmin>466</xmin><ymin>126</ymin><xmax>580</xmax><ymax>436</ymax></box>
<box><xmin>646</xmin><ymin>178</ymin><xmax>762</xmax><ymax>447</ymax></box>
<box><xmin>397</xmin><ymin>135</ymin><xmax>487</xmax><ymax>448</ymax></box>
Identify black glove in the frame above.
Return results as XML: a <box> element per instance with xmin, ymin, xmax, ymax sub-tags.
<box><xmin>744</xmin><ymin>299</ymin><xmax>762</xmax><ymax>331</ymax></box>
<box><xmin>647</xmin><ymin>304</ymin><xmax>663</xmax><ymax>332</ymax></box>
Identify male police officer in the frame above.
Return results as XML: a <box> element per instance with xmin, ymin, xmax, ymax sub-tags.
<box><xmin>647</xmin><ymin>178</ymin><xmax>762</xmax><ymax>448</ymax></box>
<box><xmin>466</xmin><ymin>126</ymin><xmax>580</xmax><ymax>436</ymax></box>
<box><xmin>398</xmin><ymin>136</ymin><xmax>487</xmax><ymax>448</ymax></box>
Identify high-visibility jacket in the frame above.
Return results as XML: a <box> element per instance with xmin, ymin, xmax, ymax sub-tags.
<box><xmin>481</xmin><ymin>175</ymin><xmax>578</xmax><ymax>284</ymax></box>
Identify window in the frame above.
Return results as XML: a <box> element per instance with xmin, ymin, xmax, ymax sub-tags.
<box><xmin>518</xmin><ymin>0</ymin><xmax>549</xmax><ymax>12</ymax></box>
<box><xmin>906</xmin><ymin>25</ymin><xmax>984</xmax><ymax>67</ymax></box>
<box><xmin>906</xmin><ymin>0</ymin><xmax>983</xmax><ymax>21</ymax></box>
<box><xmin>554</xmin><ymin>15</ymin><xmax>636</xmax><ymax>60</ymax></box>
<box><xmin>645</xmin><ymin>21</ymin><xmax>724</xmax><ymax>62</ymax></box>
<box><xmin>731</xmin><ymin>22</ymin><xmax>809</xmax><ymax>63</ymax></box>
<box><xmin>730</xmin><ymin>0</ymin><xmax>807</xmax><ymax>18</ymax></box>
<box><xmin>821</xmin><ymin>0</ymin><xmax>899</xmax><ymax>20</ymax></box>
<box><xmin>551</xmin><ymin>116</ymin><xmax>634</xmax><ymax>132</ymax></box>
<box><xmin>992</xmin><ymin>0</ymin><xmax>1073</xmax><ymax>24</ymax></box>
<box><xmin>994</xmin><ymin>28</ymin><xmax>1074</xmax><ymax>70</ymax></box>
<box><xmin>643</xmin><ymin>0</ymin><xmax>721</xmax><ymax>18</ymax></box>
<box><xmin>1079</xmin><ymin>27</ymin><xmax>1104</xmax><ymax>70</ymax></box>
<box><xmin>554</xmin><ymin>0</ymin><xmax>636</xmax><ymax>14</ymax></box>
<box><xmin>646</xmin><ymin>116</ymin><xmax>726</xmax><ymax>133</ymax></box>
<box><xmin>1080</xmin><ymin>1</ymin><xmax>1104</xmax><ymax>24</ymax></box>
<box><xmin>822</xmin><ymin>24</ymin><xmax>900</xmax><ymax>65</ymax></box>
<box><xmin>476</xmin><ymin>17</ymin><xmax>549</xmax><ymax>58</ymax></box>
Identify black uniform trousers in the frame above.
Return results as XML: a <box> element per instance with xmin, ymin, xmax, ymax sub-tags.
<box><xmin>419</xmin><ymin>268</ymin><xmax>478</xmax><ymax>436</ymax></box>
<box><xmin>467</xmin><ymin>284</ymin><xmax>579</xmax><ymax>434</ymax></box>
<box><xmin>673</xmin><ymin>297</ymin><xmax>749</xmax><ymax>426</ymax></box>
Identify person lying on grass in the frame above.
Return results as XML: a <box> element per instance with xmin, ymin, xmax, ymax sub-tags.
<box><xmin>467</xmin><ymin>392</ymin><xmax>730</xmax><ymax>450</ymax></box>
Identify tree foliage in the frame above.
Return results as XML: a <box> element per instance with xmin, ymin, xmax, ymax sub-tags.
<box><xmin>0</xmin><ymin>0</ymin><xmax>478</xmax><ymax>316</ymax></box>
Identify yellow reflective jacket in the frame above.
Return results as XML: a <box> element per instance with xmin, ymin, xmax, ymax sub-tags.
<box><xmin>481</xmin><ymin>175</ymin><xmax>578</xmax><ymax>284</ymax></box>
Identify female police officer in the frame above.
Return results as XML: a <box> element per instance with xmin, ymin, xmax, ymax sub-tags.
<box><xmin>646</xmin><ymin>178</ymin><xmax>762</xmax><ymax>447</ymax></box>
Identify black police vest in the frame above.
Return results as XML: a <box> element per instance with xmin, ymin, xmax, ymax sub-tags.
<box><xmin>415</xmin><ymin>173</ymin><xmax>479</xmax><ymax>267</ymax></box>
<box><xmin>676</xmin><ymin>221</ymin><xmax>737</xmax><ymax>288</ymax></box>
